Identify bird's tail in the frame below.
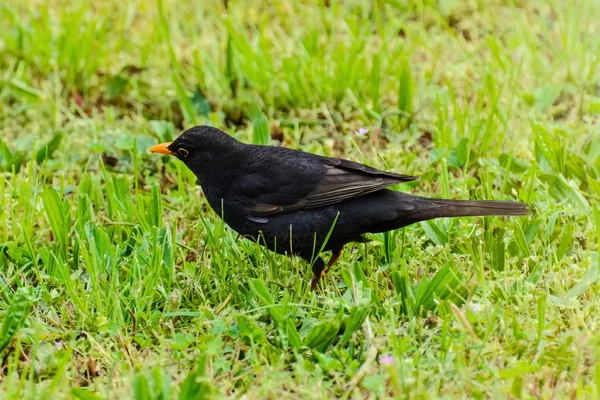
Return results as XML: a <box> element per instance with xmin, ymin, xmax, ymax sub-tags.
<box><xmin>412</xmin><ymin>197</ymin><xmax>530</xmax><ymax>220</ymax></box>
<box><xmin>344</xmin><ymin>191</ymin><xmax>530</xmax><ymax>235</ymax></box>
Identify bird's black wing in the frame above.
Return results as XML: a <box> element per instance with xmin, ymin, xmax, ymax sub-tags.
<box><xmin>228</xmin><ymin>147</ymin><xmax>418</xmax><ymax>218</ymax></box>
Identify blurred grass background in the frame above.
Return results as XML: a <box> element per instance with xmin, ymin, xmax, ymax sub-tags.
<box><xmin>1</xmin><ymin>0</ymin><xmax>600</xmax><ymax>398</ymax></box>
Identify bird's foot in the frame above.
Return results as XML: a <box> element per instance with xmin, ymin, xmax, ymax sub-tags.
<box><xmin>310</xmin><ymin>248</ymin><xmax>343</xmax><ymax>291</ymax></box>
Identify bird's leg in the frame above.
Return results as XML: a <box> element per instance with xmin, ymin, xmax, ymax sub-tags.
<box><xmin>310</xmin><ymin>248</ymin><xmax>343</xmax><ymax>290</ymax></box>
<box><xmin>323</xmin><ymin>248</ymin><xmax>343</xmax><ymax>276</ymax></box>
<box><xmin>310</xmin><ymin>258</ymin><xmax>325</xmax><ymax>290</ymax></box>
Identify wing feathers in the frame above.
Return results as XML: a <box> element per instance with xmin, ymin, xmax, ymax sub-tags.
<box><xmin>244</xmin><ymin>150</ymin><xmax>418</xmax><ymax>218</ymax></box>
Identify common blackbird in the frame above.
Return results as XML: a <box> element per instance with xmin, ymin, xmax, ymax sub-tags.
<box><xmin>150</xmin><ymin>125</ymin><xmax>529</xmax><ymax>289</ymax></box>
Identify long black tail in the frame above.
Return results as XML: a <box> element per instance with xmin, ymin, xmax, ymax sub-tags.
<box><xmin>413</xmin><ymin>197</ymin><xmax>530</xmax><ymax>219</ymax></box>
<box><xmin>344</xmin><ymin>191</ymin><xmax>530</xmax><ymax>235</ymax></box>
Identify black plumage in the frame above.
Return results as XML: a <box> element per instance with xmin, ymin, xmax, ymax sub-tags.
<box><xmin>150</xmin><ymin>125</ymin><xmax>529</xmax><ymax>289</ymax></box>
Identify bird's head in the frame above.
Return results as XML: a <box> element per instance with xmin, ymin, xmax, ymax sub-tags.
<box><xmin>150</xmin><ymin>125</ymin><xmax>244</xmax><ymax>183</ymax></box>
<box><xmin>150</xmin><ymin>125</ymin><xmax>241</xmax><ymax>159</ymax></box>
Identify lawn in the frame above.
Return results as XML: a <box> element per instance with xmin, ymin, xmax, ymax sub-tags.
<box><xmin>1</xmin><ymin>0</ymin><xmax>600</xmax><ymax>398</ymax></box>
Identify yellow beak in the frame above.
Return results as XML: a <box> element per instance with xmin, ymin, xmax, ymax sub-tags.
<box><xmin>149</xmin><ymin>142</ymin><xmax>174</xmax><ymax>155</ymax></box>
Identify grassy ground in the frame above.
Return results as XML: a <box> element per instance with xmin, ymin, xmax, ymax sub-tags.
<box><xmin>1</xmin><ymin>0</ymin><xmax>599</xmax><ymax>398</ymax></box>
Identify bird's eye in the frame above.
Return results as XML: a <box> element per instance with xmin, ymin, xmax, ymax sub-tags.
<box><xmin>178</xmin><ymin>148</ymin><xmax>189</xmax><ymax>158</ymax></box>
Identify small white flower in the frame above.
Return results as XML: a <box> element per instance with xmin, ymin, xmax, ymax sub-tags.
<box><xmin>379</xmin><ymin>355</ymin><xmax>394</xmax><ymax>365</ymax></box>
<box><xmin>356</xmin><ymin>127</ymin><xmax>369</xmax><ymax>137</ymax></box>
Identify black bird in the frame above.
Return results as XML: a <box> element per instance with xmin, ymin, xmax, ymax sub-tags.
<box><xmin>150</xmin><ymin>125</ymin><xmax>529</xmax><ymax>289</ymax></box>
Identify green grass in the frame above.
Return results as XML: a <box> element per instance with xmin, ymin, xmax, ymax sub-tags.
<box><xmin>1</xmin><ymin>0</ymin><xmax>600</xmax><ymax>398</ymax></box>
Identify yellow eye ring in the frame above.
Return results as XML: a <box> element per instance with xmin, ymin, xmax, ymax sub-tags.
<box><xmin>178</xmin><ymin>148</ymin><xmax>189</xmax><ymax>157</ymax></box>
